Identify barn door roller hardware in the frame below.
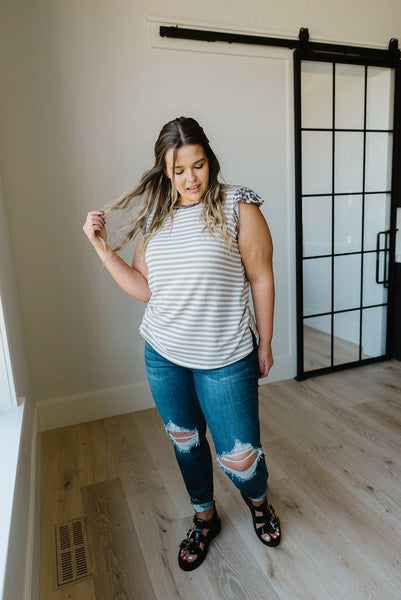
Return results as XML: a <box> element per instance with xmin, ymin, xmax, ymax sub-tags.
<box><xmin>159</xmin><ymin>25</ymin><xmax>400</xmax><ymax>61</ymax></box>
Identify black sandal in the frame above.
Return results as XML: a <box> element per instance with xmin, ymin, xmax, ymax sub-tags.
<box><xmin>178</xmin><ymin>503</ymin><xmax>221</xmax><ymax>571</ymax></box>
<box><xmin>241</xmin><ymin>492</ymin><xmax>281</xmax><ymax>547</ymax></box>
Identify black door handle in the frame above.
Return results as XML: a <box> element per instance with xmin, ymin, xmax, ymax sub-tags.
<box><xmin>376</xmin><ymin>230</ymin><xmax>389</xmax><ymax>287</ymax></box>
<box><xmin>376</xmin><ymin>229</ymin><xmax>398</xmax><ymax>288</ymax></box>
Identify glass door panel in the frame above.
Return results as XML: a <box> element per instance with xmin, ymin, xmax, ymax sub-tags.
<box><xmin>362</xmin><ymin>306</ymin><xmax>387</xmax><ymax>358</ymax></box>
<box><xmin>303</xmin><ymin>196</ymin><xmax>332</xmax><ymax>257</ymax></box>
<box><xmin>333</xmin><ymin>255</ymin><xmax>361</xmax><ymax>311</ymax></box>
<box><xmin>334</xmin><ymin>132</ymin><xmax>364</xmax><ymax>193</ymax></box>
<box><xmin>364</xmin><ymin>194</ymin><xmax>391</xmax><ymax>250</ymax></box>
<box><xmin>335</xmin><ymin>64</ymin><xmax>365</xmax><ymax>129</ymax></box>
<box><xmin>333</xmin><ymin>310</ymin><xmax>360</xmax><ymax>365</ymax></box>
<box><xmin>365</xmin><ymin>132</ymin><xmax>393</xmax><ymax>192</ymax></box>
<box><xmin>363</xmin><ymin>253</ymin><xmax>388</xmax><ymax>305</ymax></box>
<box><xmin>301</xmin><ymin>61</ymin><xmax>333</xmax><ymax>128</ymax></box>
<box><xmin>334</xmin><ymin>195</ymin><xmax>362</xmax><ymax>253</ymax></box>
<box><xmin>303</xmin><ymin>315</ymin><xmax>332</xmax><ymax>371</ymax></box>
<box><xmin>302</xmin><ymin>131</ymin><xmax>332</xmax><ymax>195</ymax></box>
<box><xmin>303</xmin><ymin>258</ymin><xmax>332</xmax><ymax>316</ymax></box>
<box><xmin>366</xmin><ymin>67</ymin><xmax>394</xmax><ymax>130</ymax></box>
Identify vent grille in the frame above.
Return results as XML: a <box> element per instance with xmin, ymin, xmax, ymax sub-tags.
<box><xmin>55</xmin><ymin>518</ymin><xmax>91</xmax><ymax>586</ymax></box>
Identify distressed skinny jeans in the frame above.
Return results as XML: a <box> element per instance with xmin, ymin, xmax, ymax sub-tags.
<box><xmin>144</xmin><ymin>337</ymin><xmax>268</xmax><ymax>512</ymax></box>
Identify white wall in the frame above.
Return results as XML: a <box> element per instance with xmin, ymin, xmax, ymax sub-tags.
<box><xmin>1</xmin><ymin>0</ymin><xmax>401</xmax><ymax>432</ymax></box>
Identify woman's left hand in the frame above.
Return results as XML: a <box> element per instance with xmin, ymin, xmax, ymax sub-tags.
<box><xmin>258</xmin><ymin>342</ymin><xmax>274</xmax><ymax>378</ymax></box>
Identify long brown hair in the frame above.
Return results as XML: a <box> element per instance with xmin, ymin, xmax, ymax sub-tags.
<box><xmin>102</xmin><ymin>117</ymin><xmax>231</xmax><ymax>253</ymax></box>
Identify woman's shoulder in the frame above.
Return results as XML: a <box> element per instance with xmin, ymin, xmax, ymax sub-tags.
<box><xmin>221</xmin><ymin>185</ymin><xmax>264</xmax><ymax>240</ymax></box>
<box><xmin>222</xmin><ymin>184</ymin><xmax>264</xmax><ymax>206</ymax></box>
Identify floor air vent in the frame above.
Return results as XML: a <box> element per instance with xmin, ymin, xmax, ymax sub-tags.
<box><xmin>55</xmin><ymin>518</ymin><xmax>91</xmax><ymax>586</ymax></box>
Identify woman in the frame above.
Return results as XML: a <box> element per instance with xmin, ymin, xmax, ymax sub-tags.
<box><xmin>83</xmin><ymin>116</ymin><xmax>281</xmax><ymax>571</ymax></box>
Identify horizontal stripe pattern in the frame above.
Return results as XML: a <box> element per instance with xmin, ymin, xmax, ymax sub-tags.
<box><xmin>139</xmin><ymin>185</ymin><xmax>263</xmax><ymax>368</ymax></box>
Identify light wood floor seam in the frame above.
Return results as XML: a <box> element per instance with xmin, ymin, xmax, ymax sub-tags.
<box><xmin>40</xmin><ymin>360</ymin><xmax>401</xmax><ymax>599</ymax></box>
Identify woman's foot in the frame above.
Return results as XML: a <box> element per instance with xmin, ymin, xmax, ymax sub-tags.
<box><xmin>178</xmin><ymin>503</ymin><xmax>221</xmax><ymax>571</ymax></box>
<box><xmin>251</xmin><ymin>497</ymin><xmax>280</xmax><ymax>543</ymax></box>
<box><xmin>241</xmin><ymin>492</ymin><xmax>281</xmax><ymax>547</ymax></box>
<box><xmin>179</xmin><ymin>507</ymin><xmax>214</xmax><ymax>564</ymax></box>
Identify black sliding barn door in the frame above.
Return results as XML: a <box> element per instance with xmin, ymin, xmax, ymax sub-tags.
<box><xmin>294</xmin><ymin>50</ymin><xmax>400</xmax><ymax>379</ymax></box>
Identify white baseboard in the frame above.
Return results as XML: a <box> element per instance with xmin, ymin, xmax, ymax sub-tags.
<box><xmin>37</xmin><ymin>381</ymin><xmax>155</xmax><ymax>432</ymax></box>
<box><xmin>37</xmin><ymin>355</ymin><xmax>294</xmax><ymax>432</ymax></box>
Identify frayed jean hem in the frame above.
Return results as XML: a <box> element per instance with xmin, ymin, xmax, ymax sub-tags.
<box><xmin>192</xmin><ymin>500</ymin><xmax>214</xmax><ymax>512</ymax></box>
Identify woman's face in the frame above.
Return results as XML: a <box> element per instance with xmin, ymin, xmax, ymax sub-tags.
<box><xmin>165</xmin><ymin>144</ymin><xmax>209</xmax><ymax>206</ymax></box>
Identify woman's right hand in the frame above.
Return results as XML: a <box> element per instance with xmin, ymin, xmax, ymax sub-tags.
<box><xmin>83</xmin><ymin>211</ymin><xmax>107</xmax><ymax>246</ymax></box>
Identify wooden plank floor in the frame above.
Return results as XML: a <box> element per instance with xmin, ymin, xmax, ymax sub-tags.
<box><xmin>40</xmin><ymin>360</ymin><xmax>401</xmax><ymax>600</ymax></box>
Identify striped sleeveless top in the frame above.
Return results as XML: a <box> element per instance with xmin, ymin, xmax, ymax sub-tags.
<box><xmin>139</xmin><ymin>185</ymin><xmax>263</xmax><ymax>369</ymax></box>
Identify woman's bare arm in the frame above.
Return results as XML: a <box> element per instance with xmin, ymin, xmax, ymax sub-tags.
<box><xmin>83</xmin><ymin>211</ymin><xmax>151</xmax><ymax>303</ymax></box>
<box><xmin>132</xmin><ymin>231</ymin><xmax>149</xmax><ymax>280</ymax></box>
<box><xmin>238</xmin><ymin>203</ymin><xmax>275</xmax><ymax>378</ymax></box>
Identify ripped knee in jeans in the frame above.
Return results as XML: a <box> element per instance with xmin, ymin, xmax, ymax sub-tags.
<box><xmin>217</xmin><ymin>440</ymin><xmax>264</xmax><ymax>480</ymax></box>
<box><xmin>165</xmin><ymin>421</ymin><xmax>200</xmax><ymax>453</ymax></box>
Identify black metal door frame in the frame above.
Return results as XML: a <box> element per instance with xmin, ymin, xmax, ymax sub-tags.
<box><xmin>294</xmin><ymin>49</ymin><xmax>401</xmax><ymax>379</ymax></box>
